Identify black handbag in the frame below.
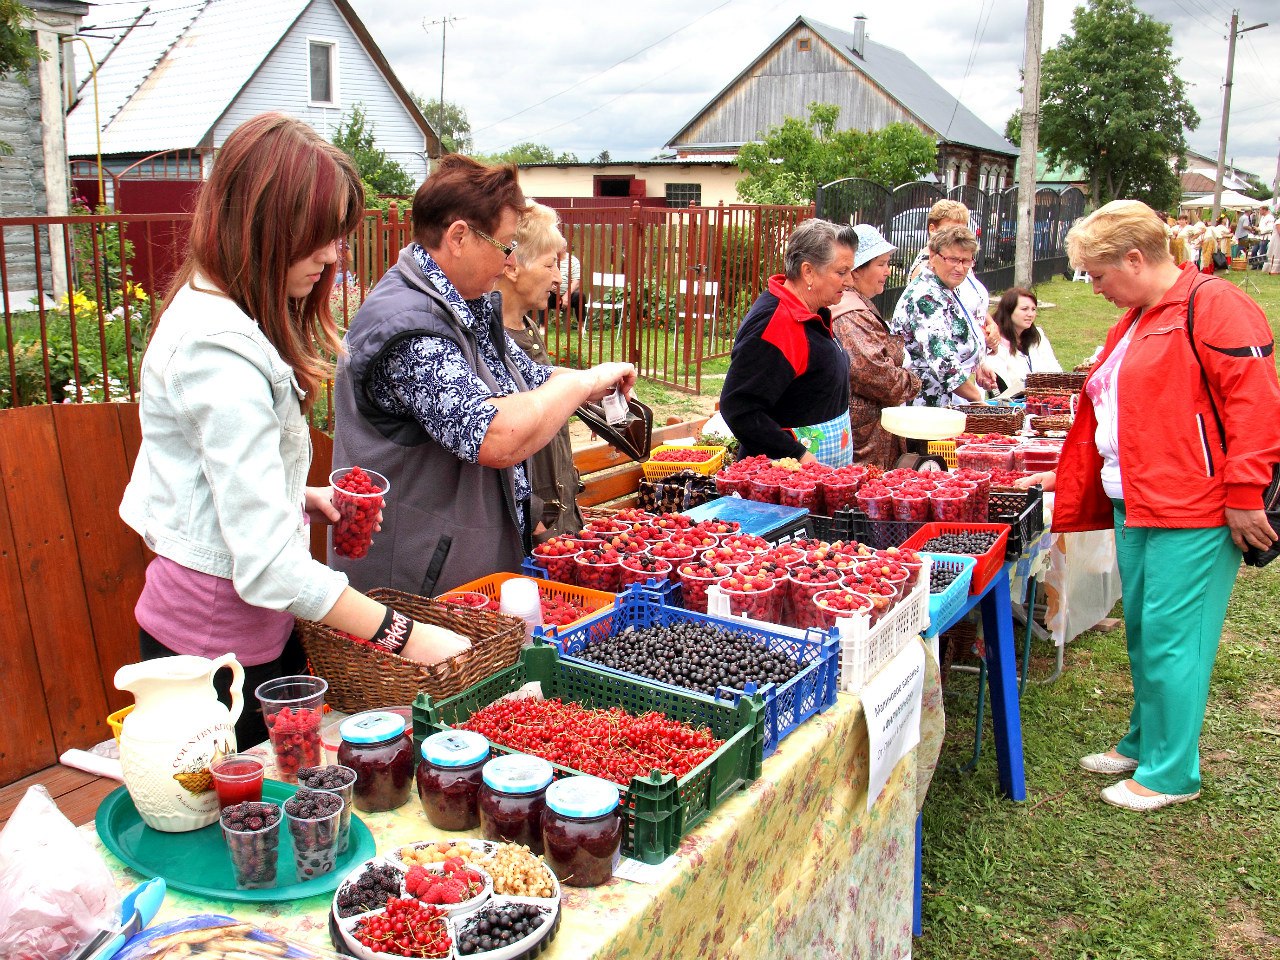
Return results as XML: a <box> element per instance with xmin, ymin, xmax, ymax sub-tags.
<box><xmin>1211</xmin><ymin>250</ymin><xmax>1229</xmax><ymax>271</ymax></box>
<box><xmin>1187</xmin><ymin>279</ymin><xmax>1280</xmax><ymax>566</ymax></box>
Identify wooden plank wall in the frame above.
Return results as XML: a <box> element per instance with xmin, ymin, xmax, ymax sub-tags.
<box><xmin>0</xmin><ymin>404</ymin><xmax>336</xmax><ymax>788</ymax></box>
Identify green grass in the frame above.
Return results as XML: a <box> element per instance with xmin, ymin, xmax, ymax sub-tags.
<box><xmin>917</xmin><ymin>271</ymin><xmax>1280</xmax><ymax>960</ymax></box>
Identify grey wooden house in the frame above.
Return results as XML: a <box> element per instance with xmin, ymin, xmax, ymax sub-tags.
<box><xmin>667</xmin><ymin>15</ymin><xmax>1017</xmax><ymax>192</ymax></box>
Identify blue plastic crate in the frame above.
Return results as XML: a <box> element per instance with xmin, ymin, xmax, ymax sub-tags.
<box><xmin>523</xmin><ymin>555</ymin><xmax>682</xmax><ymax>606</ymax></box>
<box><xmin>921</xmin><ymin>553</ymin><xmax>976</xmax><ymax>638</ymax></box>
<box><xmin>542</xmin><ymin>585</ymin><xmax>839</xmax><ymax>758</ymax></box>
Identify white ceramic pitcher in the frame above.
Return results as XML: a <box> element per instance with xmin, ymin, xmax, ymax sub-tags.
<box><xmin>115</xmin><ymin>654</ymin><xmax>244</xmax><ymax>832</ymax></box>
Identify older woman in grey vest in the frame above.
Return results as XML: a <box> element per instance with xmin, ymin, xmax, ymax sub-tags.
<box><xmin>331</xmin><ymin>156</ymin><xmax>634</xmax><ymax>596</ymax></box>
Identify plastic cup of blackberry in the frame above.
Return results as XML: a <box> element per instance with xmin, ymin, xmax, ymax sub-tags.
<box><xmin>284</xmin><ymin>787</ymin><xmax>344</xmax><ymax>880</ymax></box>
<box><xmin>220</xmin><ymin>800</ymin><xmax>282</xmax><ymax>889</ymax></box>
<box><xmin>297</xmin><ymin>764</ymin><xmax>357</xmax><ymax>854</ymax></box>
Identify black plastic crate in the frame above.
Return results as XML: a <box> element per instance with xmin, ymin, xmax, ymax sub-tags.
<box><xmin>991</xmin><ymin>485</ymin><xmax>1045</xmax><ymax>559</ymax></box>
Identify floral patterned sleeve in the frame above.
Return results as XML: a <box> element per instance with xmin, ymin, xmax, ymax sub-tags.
<box><xmin>376</xmin><ymin>335</ymin><xmax>499</xmax><ymax>464</ymax></box>
<box><xmin>890</xmin><ymin>283</ymin><xmax>975</xmax><ymax>405</ymax></box>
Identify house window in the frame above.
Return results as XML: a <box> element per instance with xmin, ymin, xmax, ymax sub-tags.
<box><xmin>797</xmin><ymin>37</ymin><xmax>811</xmax><ymax>52</ymax></box>
<box><xmin>665</xmin><ymin>183</ymin><xmax>701</xmax><ymax>208</ymax></box>
<box><xmin>308</xmin><ymin>39</ymin><xmax>338</xmax><ymax>105</ymax></box>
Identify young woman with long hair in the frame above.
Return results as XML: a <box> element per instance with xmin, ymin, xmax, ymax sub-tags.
<box><xmin>986</xmin><ymin>287</ymin><xmax>1061</xmax><ymax>398</ymax></box>
<box><xmin>120</xmin><ymin>114</ymin><xmax>469</xmax><ymax>746</ymax></box>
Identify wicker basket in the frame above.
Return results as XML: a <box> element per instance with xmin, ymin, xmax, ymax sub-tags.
<box><xmin>1024</xmin><ymin>372</ymin><xmax>1087</xmax><ymax>392</ymax></box>
<box><xmin>956</xmin><ymin>404</ymin><xmax>1024</xmax><ymax>436</ymax></box>
<box><xmin>1029</xmin><ymin>414</ymin><xmax>1073</xmax><ymax>436</ymax></box>
<box><xmin>298</xmin><ymin>588</ymin><xmax>526</xmax><ymax>713</ymax></box>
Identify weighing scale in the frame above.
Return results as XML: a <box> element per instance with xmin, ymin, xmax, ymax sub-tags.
<box><xmin>879</xmin><ymin>405</ymin><xmax>966</xmax><ymax>472</ymax></box>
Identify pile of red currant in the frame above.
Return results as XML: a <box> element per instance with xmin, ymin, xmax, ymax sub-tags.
<box><xmin>461</xmin><ymin>697</ymin><xmax>722</xmax><ymax>785</ymax></box>
<box><xmin>352</xmin><ymin>897</ymin><xmax>451</xmax><ymax>958</ymax></box>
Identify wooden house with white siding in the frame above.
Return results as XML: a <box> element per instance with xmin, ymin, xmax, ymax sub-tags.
<box><xmin>668</xmin><ymin>15</ymin><xmax>1017</xmax><ymax>192</ymax></box>
<box><xmin>65</xmin><ymin>0</ymin><xmax>439</xmax><ymax>207</ymax></box>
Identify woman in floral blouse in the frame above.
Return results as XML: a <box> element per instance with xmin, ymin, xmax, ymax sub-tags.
<box><xmin>889</xmin><ymin>224</ymin><xmax>993</xmax><ymax>407</ymax></box>
<box><xmin>831</xmin><ymin>224</ymin><xmax>920</xmax><ymax>467</ymax></box>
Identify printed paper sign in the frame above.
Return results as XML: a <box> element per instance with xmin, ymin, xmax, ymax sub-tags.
<box><xmin>863</xmin><ymin>640</ymin><xmax>926</xmax><ymax>811</ymax></box>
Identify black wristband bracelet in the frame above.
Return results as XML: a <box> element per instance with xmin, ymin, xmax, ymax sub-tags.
<box><xmin>369</xmin><ymin>607</ymin><xmax>411</xmax><ymax>655</ymax></box>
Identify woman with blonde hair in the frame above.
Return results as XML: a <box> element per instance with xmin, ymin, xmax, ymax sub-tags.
<box><xmin>120</xmin><ymin>114</ymin><xmax>471</xmax><ymax>747</ymax></box>
<box><xmin>1018</xmin><ymin>199</ymin><xmax>1280</xmax><ymax>811</ymax></box>
<box><xmin>493</xmin><ymin>203</ymin><xmax>585</xmax><ymax>540</ymax></box>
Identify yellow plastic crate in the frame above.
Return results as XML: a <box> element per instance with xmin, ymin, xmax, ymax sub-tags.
<box><xmin>927</xmin><ymin>440</ymin><xmax>958</xmax><ymax>469</ymax></box>
<box><xmin>107</xmin><ymin>704</ymin><xmax>133</xmax><ymax>743</ymax></box>
<box><xmin>641</xmin><ymin>444</ymin><xmax>726</xmax><ymax>481</ymax></box>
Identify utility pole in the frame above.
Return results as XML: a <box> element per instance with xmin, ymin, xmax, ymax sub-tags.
<box><xmin>423</xmin><ymin>16</ymin><xmax>461</xmax><ymax>157</ymax></box>
<box><xmin>1014</xmin><ymin>0</ymin><xmax>1044</xmax><ymax>290</ymax></box>
<box><xmin>1212</xmin><ymin>12</ymin><xmax>1269</xmax><ymax>221</ymax></box>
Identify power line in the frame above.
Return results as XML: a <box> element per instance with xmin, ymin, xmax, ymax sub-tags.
<box><xmin>472</xmin><ymin>0</ymin><xmax>735</xmax><ymax>136</ymax></box>
<box><xmin>942</xmin><ymin>0</ymin><xmax>997</xmax><ymax>140</ymax></box>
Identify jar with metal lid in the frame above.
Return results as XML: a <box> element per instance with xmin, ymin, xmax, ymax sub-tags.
<box><xmin>416</xmin><ymin>730</ymin><xmax>490</xmax><ymax>831</ymax></box>
<box><xmin>337</xmin><ymin>711</ymin><xmax>414</xmax><ymax>813</ymax></box>
<box><xmin>478</xmin><ymin>754</ymin><xmax>554</xmax><ymax>853</ymax></box>
<box><xmin>539</xmin><ymin>775</ymin><xmax>622</xmax><ymax>887</ymax></box>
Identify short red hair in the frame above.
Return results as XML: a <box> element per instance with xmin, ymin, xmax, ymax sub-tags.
<box><xmin>161</xmin><ymin>113</ymin><xmax>364</xmax><ymax>409</ymax></box>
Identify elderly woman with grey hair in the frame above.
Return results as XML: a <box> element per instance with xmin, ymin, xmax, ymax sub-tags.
<box><xmin>890</xmin><ymin>223</ymin><xmax>994</xmax><ymax>406</ymax></box>
<box><xmin>720</xmin><ymin>218</ymin><xmax>858</xmax><ymax>466</ymax></box>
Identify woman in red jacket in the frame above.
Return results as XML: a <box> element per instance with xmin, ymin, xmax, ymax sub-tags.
<box><xmin>1019</xmin><ymin>199</ymin><xmax>1280</xmax><ymax>812</ymax></box>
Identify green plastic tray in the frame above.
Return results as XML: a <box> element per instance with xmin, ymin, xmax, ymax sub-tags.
<box><xmin>96</xmin><ymin>779</ymin><xmax>375</xmax><ymax>902</ymax></box>
<box><xmin>412</xmin><ymin>642</ymin><xmax>766</xmax><ymax>865</ymax></box>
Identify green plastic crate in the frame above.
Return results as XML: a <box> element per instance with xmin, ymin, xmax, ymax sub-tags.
<box><xmin>411</xmin><ymin>642</ymin><xmax>766</xmax><ymax>864</ymax></box>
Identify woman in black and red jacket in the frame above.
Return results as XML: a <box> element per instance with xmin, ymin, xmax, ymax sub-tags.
<box><xmin>1019</xmin><ymin>199</ymin><xmax>1280</xmax><ymax>812</ymax></box>
<box><xmin>720</xmin><ymin>219</ymin><xmax>858</xmax><ymax>467</ymax></box>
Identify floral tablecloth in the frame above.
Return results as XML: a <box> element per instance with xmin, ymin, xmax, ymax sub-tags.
<box><xmin>93</xmin><ymin>642</ymin><xmax>943</xmax><ymax>960</ymax></box>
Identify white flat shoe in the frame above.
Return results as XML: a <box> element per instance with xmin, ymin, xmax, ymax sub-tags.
<box><xmin>1100</xmin><ymin>781</ymin><xmax>1200</xmax><ymax>811</ymax></box>
<box><xmin>1079</xmin><ymin>752</ymin><xmax>1138</xmax><ymax>774</ymax></box>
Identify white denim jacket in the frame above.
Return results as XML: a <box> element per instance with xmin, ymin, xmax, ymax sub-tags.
<box><xmin>120</xmin><ymin>277</ymin><xmax>347</xmax><ymax>621</ymax></box>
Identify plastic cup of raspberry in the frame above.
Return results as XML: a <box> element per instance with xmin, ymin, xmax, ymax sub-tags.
<box><xmin>255</xmin><ymin>675</ymin><xmax>327</xmax><ymax>783</ymax></box>
<box><xmin>329</xmin><ymin>466</ymin><xmax>391</xmax><ymax>560</ymax></box>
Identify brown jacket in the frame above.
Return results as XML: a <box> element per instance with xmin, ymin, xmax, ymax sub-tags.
<box><xmin>831</xmin><ymin>290</ymin><xmax>921</xmax><ymax>468</ymax></box>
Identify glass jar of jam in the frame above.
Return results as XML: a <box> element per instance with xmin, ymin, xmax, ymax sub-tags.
<box><xmin>416</xmin><ymin>730</ymin><xmax>490</xmax><ymax>831</ymax></box>
<box><xmin>540</xmin><ymin>776</ymin><xmax>622</xmax><ymax>887</ymax></box>
<box><xmin>478</xmin><ymin>754</ymin><xmax>554</xmax><ymax>853</ymax></box>
<box><xmin>337</xmin><ymin>711</ymin><xmax>414</xmax><ymax>813</ymax></box>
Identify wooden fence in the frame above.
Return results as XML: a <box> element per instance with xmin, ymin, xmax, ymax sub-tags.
<box><xmin>0</xmin><ymin>403</ymin><xmax>331</xmax><ymax>786</ymax></box>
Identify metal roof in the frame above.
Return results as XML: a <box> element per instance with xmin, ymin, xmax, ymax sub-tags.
<box><xmin>519</xmin><ymin>157</ymin><xmax>739</xmax><ymax>169</ymax></box>
<box><xmin>67</xmin><ymin>0</ymin><xmax>306</xmax><ymax>157</ymax></box>
<box><xmin>668</xmin><ymin>15</ymin><xmax>1016</xmax><ymax>157</ymax></box>
<box><xmin>65</xmin><ymin>0</ymin><xmax>439</xmax><ymax>159</ymax></box>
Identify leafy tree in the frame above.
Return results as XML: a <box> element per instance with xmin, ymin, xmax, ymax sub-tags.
<box><xmin>1</xmin><ymin>0</ymin><xmax>45</xmax><ymax>155</ymax></box>
<box><xmin>1035</xmin><ymin>0</ymin><xmax>1197</xmax><ymax>210</ymax></box>
<box><xmin>594</xmin><ymin>150</ymin><xmax>611</xmax><ymax>163</ymax></box>
<box><xmin>411</xmin><ymin>94</ymin><xmax>472</xmax><ymax>154</ymax></box>
<box><xmin>735</xmin><ymin>103</ymin><xmax>936</xmax><ymax>203</ymax></box>
<box><xmin>331</xmin><ymin>103</ymin><xmax>414</xmax><ymax>196</ymax></box>
<box><xmin>481</xmin><ymin>142</ymin><xmax>579</xmax><ymax>165</ymax></box>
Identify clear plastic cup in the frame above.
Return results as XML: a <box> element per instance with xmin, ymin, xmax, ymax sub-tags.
<box><xmin>499</xmin><ymin>578</ymin><xmax>543</xmax><ymax>640</ymax></box>
<box><xmin>255</xmin><ymin>675</ymin><xmax>327</xmax><ymax>783</ymax></box>
<box><xmin>210</xmin><ymin>754</ymin><xmax>265</xmax><ymax>810</ymax></box>
<box><xmin>811</xmin><ymin>589</ymin><xmax>874</xmax><ymax>630</ymax></box>
<box><xmin>330</xmin><ymin>467</ymin><xmax>390</xmax><ymax>560</ymax></box>
<box><xmin>284</xmin><ymin>788</ymin><xmax>344</xmax><ymax>880</ymax></box>
<box><xmin>220</xmin><ymin>801</ymin><xmax>281</xmax><ymax>889</ymax></box>
<box><xmin>297</xmin><ymin>764</ymin><xmax>357</xmax><ymax>854</ymax></box>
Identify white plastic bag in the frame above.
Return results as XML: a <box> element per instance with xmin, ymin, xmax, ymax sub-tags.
<box><xmin>0</xmin><ymin>784</ymin><xmax>121</xmax><ymax>959</ymax></box>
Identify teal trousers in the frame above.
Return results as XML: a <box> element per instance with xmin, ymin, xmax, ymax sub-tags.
<box><xmin>1112</xmin><ymin>500</ymin><xmax>1241</xmax><ymax>794</ymax></box>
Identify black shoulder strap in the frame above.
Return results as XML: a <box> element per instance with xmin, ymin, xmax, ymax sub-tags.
<box><xmin>1186</xmin><ymin>277</ymin><xmax>1227</xmax><ymax>452</ymax></box>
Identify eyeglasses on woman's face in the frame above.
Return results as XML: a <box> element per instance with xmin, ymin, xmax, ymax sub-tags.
<box><xmin>933</xmin><ymin>253</ymin><xmax>975</xmax><ymax>270</ymax></box>
<box><xmin>468</xmin><ymin>222</ymin><xmax>518</xmax><ymax>259</ymax></box>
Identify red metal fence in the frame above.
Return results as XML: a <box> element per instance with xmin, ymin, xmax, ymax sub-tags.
<box><xmin>1</xmin><ymin>202</ymin><xmax>809</xmax><ymax>413</ymax></box>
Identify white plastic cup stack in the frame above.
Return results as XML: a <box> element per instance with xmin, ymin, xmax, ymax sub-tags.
<box><xmin>498</xmin><ymin>577</ymin><xmax>544</xmax><ymax>643</ymax></box>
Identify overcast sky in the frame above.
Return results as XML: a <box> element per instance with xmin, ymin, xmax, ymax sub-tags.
<box><xmin>345</xmin><ymin>0</ymin><xmax>1279</xmax><ymax>184</ymax></box>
